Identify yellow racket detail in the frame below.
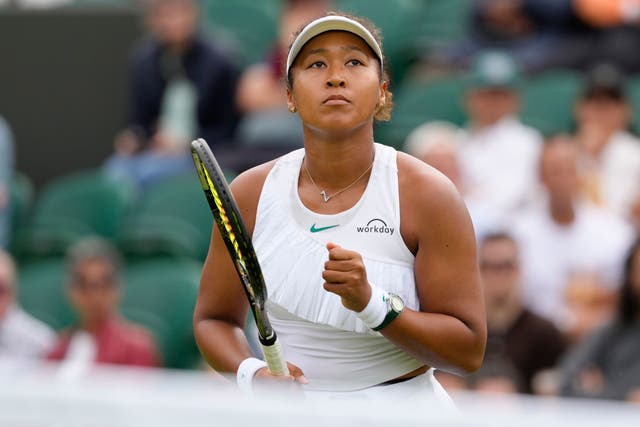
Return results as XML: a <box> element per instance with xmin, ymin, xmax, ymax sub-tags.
<box><xmin>190</xmin><ymin>139</ymin><xmax>289</xmax><ymax>376</ymax></box>
<box><xmin>206</xmin><ymin>171</ymin><xmax>242</xmax><ymax>258</ymax></box>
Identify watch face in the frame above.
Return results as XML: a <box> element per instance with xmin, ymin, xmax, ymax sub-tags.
<box><xmin>390</xmin><ymin>295</ymin><xmax>404</xmax><ymax>312</ymax></box>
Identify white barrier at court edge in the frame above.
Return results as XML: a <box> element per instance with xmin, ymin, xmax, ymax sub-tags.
<box><xmin>0</xmin><ymin>360</ymin><xmax>639</xmax><ymax>427</ymax></box>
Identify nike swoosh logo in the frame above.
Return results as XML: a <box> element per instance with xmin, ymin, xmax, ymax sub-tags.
<box><xmin>310</xmin><ymin>223</ymin><xmax>339</xmax><ymax>233</ymax></box>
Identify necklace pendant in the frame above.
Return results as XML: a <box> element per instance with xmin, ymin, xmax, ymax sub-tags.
<box><xmin>320</xmin><ymin>190</ymin><xmax>330</xmax><ymax>202</ymax></box>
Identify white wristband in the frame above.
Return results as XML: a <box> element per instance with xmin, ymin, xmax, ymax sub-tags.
<box><xmin>237</xmin><ymin>357</ymin><xmax>268</xmax><ymax>393</ymax></box>
<box><xmin>356</xmin><ymin>284</ymin><xmax>389</xmax><ymax>330</ymax></box>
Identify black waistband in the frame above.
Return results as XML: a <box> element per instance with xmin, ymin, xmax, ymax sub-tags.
<box><xmin>375</xmin><ymin>371</ymin><xmax>426</xmax><ymax>387</ymax></box>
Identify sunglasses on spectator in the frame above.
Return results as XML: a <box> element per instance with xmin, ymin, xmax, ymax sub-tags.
<box><xmin>70</xmin><ymin>275</ymin><xmax>118</xmax><ymax>292</ymax></box>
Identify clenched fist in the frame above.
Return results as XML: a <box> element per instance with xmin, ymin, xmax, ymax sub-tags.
<box><xmin>322</xmin><ymin>242</ymin><xmax>372</xmax><ymax>312</ymax></box>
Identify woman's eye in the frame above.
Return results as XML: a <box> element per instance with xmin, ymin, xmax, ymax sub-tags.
<box><xmin>347</xmin><ymin>59</ymin><xmax>363</xmax><ymax>66</ymax></box>
<box><xmin>309</xmin><ymin>61</ymin><xmax>325</xmax><ymax>68</ymax></box>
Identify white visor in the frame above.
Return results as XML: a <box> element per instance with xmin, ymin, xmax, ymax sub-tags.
<box><xmin>285</xmin><ymin>15</ymin><xmax>383</xmax><ymax>78</ymax></box>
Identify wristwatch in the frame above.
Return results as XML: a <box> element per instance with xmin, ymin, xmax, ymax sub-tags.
<box><xmin>372</xmin><ymin>293</ymin><xmax>404</xmax><ymax>331</ymax></box>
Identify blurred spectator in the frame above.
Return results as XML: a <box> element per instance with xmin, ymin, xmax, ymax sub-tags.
<box><xmin>436</xmin><ymin>359</ymin><xmax>524</xmax><ymax>395</ymax></box>
<box><xmin>0</xmin><ymin>116</ymin><xmax>13</xmax><ymax>248</ymax></box>
<box><xmin>573</xmin><ymin>63</ymin><xmax>640</xmax><ymax>227</ymax></box>
<box><xmin>105</xmin><ymin>0</ymin><xmax>239</xmax><ymax>189</ymax></box>
<box><xmin>558</xmin><ymin>237</ymin><xmax>640</xmax><ymax>401</ymax></box>
<box><xmin>434</xmin><ymin>369</ymin><xmax>471</xmax><ymax>394</ymax></box>
<box><xmin>404</xmin><ymin>121</ymin><xmax>499</xmax><ymax>241</ymax></box>
<box><xmin>512</xmin><ymin>135</ymin><xmax>634</xmax><ymax>336</ymax></box>
<box><xmin>479</xmin><ymin>232</ymin><xmax>567</xmax><ymax>394</ymax></box>
<box><xmin>531</xmin><ymin>368</ymin><xmax>563</xmax><ymax>396</ymax></box>
<box><xmin>574</xmin><ymin>0</ymin><xmax>640</xmax><ymax>28</ymax></box>
<box><xmin>441</xmin><ymin>0</ymin><xmax>640</xmax><ymax>73</ymax></box>
<box><xmin>563</xmin><ymin>270</ymin><xmax>620</xmax><ymax>344</ymax></box>
<box><xmin>236</xmin><ymin>0</ymin><xmax>330</xmax><ymax>114</ymax></box>
<box><xmin>468</xmin><ymin>360</ymin><xmax>523</xmax><ymax>395</ymax></box>
<box><xmin>47</xmin><ymin>237</ymin><xmax>159</xmax><ymax>369</ymax></box>
<box><xmin>628</xmin><ymin>389</ymin><xmax>640</xmax><ymax>404</ymax></box>
<box><xmin>571</xmin><ymin>0</ymin><xmax>640</xmax><ymax>73</ymax></box>
<box><xmin>0</xmin><ymin>249</ymin><xmax>56</xmax><ymax>360</ymax></box>
<box><xmin>0</xmin><ymin>0</ymin><xmax>72</xmax><ymax>8</ymax></box>
<box><xmin>443</xmin><ymin>0</ymin><xmax>579</xmax><ymax>72</ymax></box>
<box><xmin>231</xmin><ymin>0</ymin><xmax>330</xmax><ymax>170</ymax></box>
<box><xmin>458</xmin><ymin>51</ymin><xmax>543</xmax><ymax>220</ymax></box>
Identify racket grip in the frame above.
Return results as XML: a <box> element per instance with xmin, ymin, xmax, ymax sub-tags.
<box><xmin>261</xmin><ymin>337</ymin><xmax>290</xmax><ymax>376</ymax></box>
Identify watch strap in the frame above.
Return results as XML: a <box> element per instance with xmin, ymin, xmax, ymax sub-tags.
<box><xmin>372</xmin><ymin>294</ymin><xmax>404</xmax><ymax>331</ymax></box>
<box><xmin>372</xmin><ymin>306</ymin><xmax>401</xmax><ymax>331</ymax></box>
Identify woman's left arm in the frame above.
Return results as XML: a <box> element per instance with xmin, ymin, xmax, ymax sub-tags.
<box><xmin>382</xmin><ymin>153</ymin><xmax>486</xmax><ymax>375</ymax></box>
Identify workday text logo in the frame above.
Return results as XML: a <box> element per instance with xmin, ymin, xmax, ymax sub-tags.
<box><xmin>356</xmin><ymin>218</ymin><xmax>394</xmax><ymax>235</ymax></box>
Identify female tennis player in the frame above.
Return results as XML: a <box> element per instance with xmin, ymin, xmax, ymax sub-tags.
<box><xmin>194</xmin><ymin>13</ymin><xmax>486</xmax><ymax>403</ymax></box>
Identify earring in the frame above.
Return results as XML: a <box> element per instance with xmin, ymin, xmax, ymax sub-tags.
<box><xmin>289</xmin><ymin>106</ymin><xmax>297</xmax><ymax>113</ymax></box>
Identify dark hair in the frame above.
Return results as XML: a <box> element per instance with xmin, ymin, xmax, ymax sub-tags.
<box><xmin>66</xmin><ymin>236</ymin><xmax>123</xmax><ymax>285</ymax></box>
<box><xmin>285</xmin><ymin>12</ymin><xmax>394</xmax><ymax>122</ymax></box>
<box><xmin>618</xmin><ymin>237</ymin><xmax>640</xmax><ymax>325</ymax></box>
<box><xmin>580</xmin><ymin>62</ymin><xmax>627</xmax><ymax>102</ymax></box>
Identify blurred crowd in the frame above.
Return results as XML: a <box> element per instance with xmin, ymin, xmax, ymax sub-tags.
<box><xmin>1</xmin><ymin>0</ymin><xmax>640</xmax><ymax>405</ymax></box>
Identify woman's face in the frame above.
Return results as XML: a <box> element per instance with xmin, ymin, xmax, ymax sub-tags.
<box><xmin>287</xmin><ymin>31</ymin><xmax>386</xmax><ymax>136</ymax></box>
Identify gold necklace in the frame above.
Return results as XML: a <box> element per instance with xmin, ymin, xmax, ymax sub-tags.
<box><xmin>303</xmin><ymin>158</ymin><xmax>373</xmax><ymax>203</ymax></box>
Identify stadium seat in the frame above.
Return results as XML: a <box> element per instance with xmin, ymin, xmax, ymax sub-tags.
<box><xmin>202</xmin><ymin>0</ymin><xmax>282</xmax><ymax>67</ymax></box>
<box><xmin>378</xmin><ymin>69</ymin><xmax>582</xmax><ymax>149</ymax></box>
<box><xmin>335</xmin><ymin>0</ymin><xmax>421</xmax><ymax>83</ymax></box>
<box><xmin>118</xmin><ymin>172</ymin><xmax>213</xmax><ymax>261</ymax></box>
<box><xmin>17</xmin><ymin>257</ymin><xmax>75</xmax><ymax>331</ymax></box>
<box><xmin>120</xmin><ymin>257</ymin><xmax>202</xmax><ymax>369</ymax></box>
<box><xmin>627</xmin><ymin>76</ymin><xmax>640</xmax><ymax>131</ymax></box>
<box><xmin>15</xmin><ymin>170</ymin><xmax>136</xmax><ymax>259</ymax></box>
<box><xmin>415</xmin><ymin>0</ymin><xmax>472</xmax><ymax>54</ymax></box>
<box><xmin>8</xmin><ymin>172</ymin><xmax>34</xmax><ymax>252</ymax></box>
<box><xmin>70</xmin><ymin>0</ymin><xmax>134</xmax><ymax>6</ymax></box>
<box><xmin>376</xmin><ymin>74</ymin><xmax>467</xmax><ymax>150</ymax></box>
<box><xmin>519</xmin><ymin>70</ymin><xmax>582</xmax><ymax>136</ymax></box>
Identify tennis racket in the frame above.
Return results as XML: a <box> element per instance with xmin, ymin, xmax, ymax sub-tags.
<box><xmin>190</xmin><ymin>138</ymin><xmax>289</xmax><ymax>376</ymax></box>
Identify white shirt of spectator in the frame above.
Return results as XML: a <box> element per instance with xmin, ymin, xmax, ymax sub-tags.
<box><xmin>459</xmin><ymin>116</ymin><xmax>543</xmax><ymax>220</ymax></box>
<box><xmin>512</xmin><ymin>199</ymin><xmax>634</xmax><ymax>328</ymax></box>
<box><xmin>56</xmin><ymin>331</ymin><xmax>97</xmax><ymax>382</ymax></box>
<box><xmin>0</xmin><ymin>305</ymin><xmax>56</xmax><ymax>359</ymax></box>
<box><xmin>581</xmin><ymin>130</ymin><xmax>640</xmax><ymax>220</ymax></box>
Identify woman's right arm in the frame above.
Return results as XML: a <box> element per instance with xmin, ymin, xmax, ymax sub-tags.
<box><xmin>193</xmin><ymin>164</ymin><xmax>273</xmax><ymax>373</ymax></box>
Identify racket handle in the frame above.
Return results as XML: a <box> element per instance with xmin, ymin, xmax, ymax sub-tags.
<box><xmin>261</xmin><ymin>337</ymin><xmax>290</xmax><ymax>376</ymax></box>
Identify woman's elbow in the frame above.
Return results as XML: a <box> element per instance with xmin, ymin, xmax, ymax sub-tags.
<box><xmin>461</xmin><ymin>351</ymin><xmax>485</xmax><ymax>374</ymax></box>
<box><xmin>461</xmin><ymin>332</ymin><xmax>487</xmax><ymax>374</ymax></box>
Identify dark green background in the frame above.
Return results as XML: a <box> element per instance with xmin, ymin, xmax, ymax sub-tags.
<box><xmin>0</xmin><ymin>7</ymin><xmax>141</xmax><ymax>190</ymax></box>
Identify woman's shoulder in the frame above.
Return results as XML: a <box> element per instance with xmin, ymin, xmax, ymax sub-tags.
<box><xmin>230</xmin><ymin>149</ymin><xmax>303</xmax><ymax>196</ymax></box>
<box><xmin>395</xmin><ymin>150</ymin><xmax>470</xmax><ymax>250</ymax></box>
<box><xmin>229</xmin><ymin>151</ymin><xmax>302</xmax><ymax>230</ymax></box>
<box><xmin>231</xmin><ymin>159</ymin><xmax>277</xmax><ymax>186</ymax></box>
<box><xmin>396</xmin><ymin>151</ymin><xmax>461</xmax><ymax>206</ymax></box>
<box><xmin>229</xmin><ymin>159</ymin><xmax>278</xmax><ymax>207</ymax></box>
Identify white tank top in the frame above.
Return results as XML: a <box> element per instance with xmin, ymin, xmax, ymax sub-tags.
<box><xmin>253</xmin><ymin>143</ymin><xmax>423</xmax><ymax>391</ymax></box>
